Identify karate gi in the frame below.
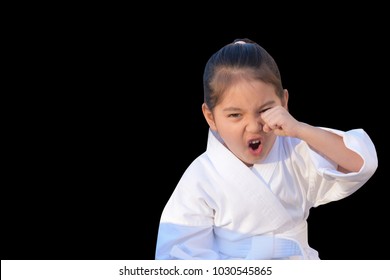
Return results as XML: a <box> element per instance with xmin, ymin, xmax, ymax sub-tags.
<box><xmin>155</xmin><ymin>127</ymin><xmax>378</xmax><ymax>259</ymax></box>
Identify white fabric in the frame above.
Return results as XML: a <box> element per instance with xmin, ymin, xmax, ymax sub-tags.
<box><xmin>155</xmin><ymin>128</ymin><xmax>378</xmax><ymax>259</ymax></box>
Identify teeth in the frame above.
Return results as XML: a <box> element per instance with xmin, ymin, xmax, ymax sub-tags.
<box><xmin>250</xmin><ymin>140</ymin><xmax>260</xmax><ymax>144</ymax></box>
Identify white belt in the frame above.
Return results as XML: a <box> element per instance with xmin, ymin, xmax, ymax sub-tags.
<box><xmin>217</xmin><ymin>235</ymin><xmax>302</xmax><ymax>259</ymax></box>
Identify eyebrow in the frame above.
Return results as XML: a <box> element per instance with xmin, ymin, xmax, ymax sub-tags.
<box><xmin>222</xmin><ymin>100</ymin><xmax>276</xmax><ymax>112</ymax></box>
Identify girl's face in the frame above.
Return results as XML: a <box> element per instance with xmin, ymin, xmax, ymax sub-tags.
<box><xmin>203</xmin><ymin>79</ymin><xmax>287</xmax><ymax>166</ymax></box>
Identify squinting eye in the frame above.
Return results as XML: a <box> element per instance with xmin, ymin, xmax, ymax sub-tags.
<box><xmin>228</xmin><ymin>113</ymin><xmax>241</xmax><ymax>118</ymax></box>
<box><xmin>260</xmin><ymin>108</ymin><xmax>271</xmax><ymax>114</ymax></box>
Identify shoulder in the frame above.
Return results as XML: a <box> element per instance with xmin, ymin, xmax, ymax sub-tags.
<box><xmin>179</xmin><ymin>152</ymin><xmax>216</xmax><ymax>183</ymax></box>
<box><xmin>278</xmin><ymin>135</ymin><xmax>309</xmax><ymax>159</ymax></box>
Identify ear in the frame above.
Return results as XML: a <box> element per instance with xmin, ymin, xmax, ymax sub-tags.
<box><xmin>282</xmin><ymin>89</ymin><xmax>289</xmax><ymax>110</ymax></box>
<box><xmin>202</xmin><ymin>103</ymin><xmax>217</xmax><ymax>131</ymax></box>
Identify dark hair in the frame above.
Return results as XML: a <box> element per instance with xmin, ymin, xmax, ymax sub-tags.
<box><xmin>203</xmin><ymin>38</ymin><xmax>284</xmax><ymax>111</ymax></box>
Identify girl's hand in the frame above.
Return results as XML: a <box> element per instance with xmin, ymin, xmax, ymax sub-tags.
<box><xmin>261</xmin><ymin>105</ymin><xmax>301</xmax><ymax>137</ymax></box>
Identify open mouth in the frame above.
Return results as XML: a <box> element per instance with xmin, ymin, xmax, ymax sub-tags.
<box><xmin>249</xmin><ymin>139</ymin><xmax>261</xmax><ymax>151</ymax></box>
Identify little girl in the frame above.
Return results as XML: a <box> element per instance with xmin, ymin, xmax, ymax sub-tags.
<box><xmin>155</xmin><ymin>38</ymin><xmax>378</xmax><ymax>259</ymax></box>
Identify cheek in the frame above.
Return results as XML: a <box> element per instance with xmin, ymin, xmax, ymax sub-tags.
<box><xmin>211</xmin><ymin>114</ymin><xmax>226</xmax><ymax>131</ymax></box>
<box><xmin>264</xmin><ymin>134</ymin><xmax>276</xmax><ymax>150</ymax></box>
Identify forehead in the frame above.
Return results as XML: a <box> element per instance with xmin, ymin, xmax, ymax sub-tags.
<box><xmin>209</xmin><ymin>66</ymin><xmax>282</xmax><ymax>108</ymax></box>
<box><xmin>220</xmin><ymin>78</ymin><xmax>279</xmax><ymax>104</ymax></box>
<box><xmin>212</xmin><ymin>67</ymin><xmax>255</xmax><ymax>91</ymax></box>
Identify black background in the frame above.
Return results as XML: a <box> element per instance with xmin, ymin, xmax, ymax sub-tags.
<box><xmin>3</xmin><ymin>7</ymin><xmax>388</xmax><ymax>260</ymax></box>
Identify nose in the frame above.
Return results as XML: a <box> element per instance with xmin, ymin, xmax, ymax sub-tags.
<box><xmin>246</xmin><ymin>116</ymin><xmax>263</xmax><ymax>133</ymax></box>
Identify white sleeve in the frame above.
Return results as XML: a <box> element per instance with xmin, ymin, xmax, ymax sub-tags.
<box><xmin>306</xmin><ymin>128</ymin><xmax>378</xmax><ymax>207</ymax></box>
<box><xmin>155</xmin><ymin>169</ymin><xmax>221</xmax><ymax>260</ymax></box>
<box><xmin>155</xmin><ymin>223</ymin><xmax>220</xmax><ymax>259</ymax></box>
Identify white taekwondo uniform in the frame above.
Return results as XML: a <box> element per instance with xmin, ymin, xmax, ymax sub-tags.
<box><xmin>155</xmin><ymin>127</ymin><xmax>378</xmax><ymax>259</ymax></box>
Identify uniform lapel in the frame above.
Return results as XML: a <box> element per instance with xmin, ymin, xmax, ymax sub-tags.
<box><xmin>206</xmin><ymin>130</ymin><xmax>292</xmax><ymax>233</ymax></box>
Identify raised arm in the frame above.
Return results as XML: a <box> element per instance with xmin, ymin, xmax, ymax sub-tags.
<box><xmin>261</xmin><ymin>106</ymin><xmax>363</xmax><ymax>173</ymax></box>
